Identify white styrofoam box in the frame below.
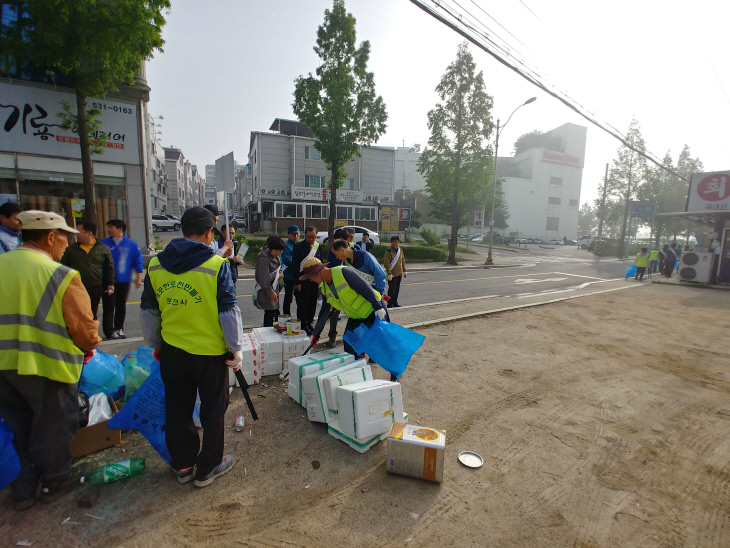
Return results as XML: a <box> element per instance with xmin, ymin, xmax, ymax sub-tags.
<box><xmin>322</xmin><ymin>365</ymin><xmax>374</xmax><ymax>421</ymax></box>
<box><xmin>279</xmin><ymin>332</ymin><xmax>310</xmax><ymax>355</ymax></box>
<box><xmin>287</xmin><ymin>351</ymin><xmax>356</xmax><ymax>405</ymax></box>
<box><xmin>252</xmin><ymin>327</ymin><xmax>284</xmax><ymax>355</ymax></box>
<box><xmin>239</xmin><ymin>334</ymin><xmax>260</xmax><ymax>385</ymax></box>
<box><xmin>328</xmin><ymin>412</ymin><xmax>408</xmax><ymax>454</ymax></box>
<box><xmin>335</xmin><ymin>380</ymin><xmax>404</xmax><ymax>439</ymax></box>
<box><xmin>302</xmin><ymin>360</ymin><xmax>368</xmax><ymax>423</ymax></box>
<box><xmin>260</xmin><ymin>352</ymin><xmax>283</xmax><ymax>377</ymax></box>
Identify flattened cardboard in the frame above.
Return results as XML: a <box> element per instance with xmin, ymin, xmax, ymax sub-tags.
<box><xmin>70</xmin><ymin>397</ymin><xmax>121</xmax><ymax>458</ymax></box>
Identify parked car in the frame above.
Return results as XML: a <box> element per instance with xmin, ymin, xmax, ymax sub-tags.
<box><xmin>548</xmin><ymin>239</ymin><xmax>562</xmax><ymax>245</ymax></box>
<box><xmin>165</xmin><ymin>214</ymin><xmax>180</xmax><ymax>222</ymax></box>
<box><xmin>316</xmin><ymin>225</ymin><xmax>380</xmax><ymax>246</ymax></box>
<box><xmin>470</xmin><ymin>235</ymin><xmax>485</xmax><ymax>243</ymax></box>
<box><xmin>577</xmin><ymin>235</ymin><xmax>594</xmax><ymax>249</ymax></box>
<box><xmin>151</xmin><ymin>214</ymin><xmax>180</xmax><ymax>232</ymax></box>
<box><xmin>565</xmin><ymin>239</ymin><xmax>577</xmax><ymax>245</ymax></box>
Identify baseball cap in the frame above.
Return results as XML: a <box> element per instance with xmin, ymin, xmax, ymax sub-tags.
<box><xmin>17</xmin><ymin>210</ymin><xmax>79</xmax><ymax>233</ymax></box>
<box><xmin>181</xmin><ymin>206</ymin><xmax>216</xmax><ymax>229</ymax></box>
<box><xmin>287</xmin><ymin>224</ymin><xmax>300</xmax><ymax>234</ymax></box>
<box><xmin>299</xmin><ymin>257</ymin><xmax>325</xmax><ymax>281</ymax></box>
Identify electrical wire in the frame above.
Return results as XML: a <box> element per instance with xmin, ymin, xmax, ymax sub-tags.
<box><xmin>410</xmin><ymin>0</ymin><xmax>688</xmax><ymax>183</ymax></box>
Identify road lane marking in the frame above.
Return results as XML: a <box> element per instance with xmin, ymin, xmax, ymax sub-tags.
<box><xmin>553</xmin><ymin>272</ymin><xmax>608</xmax><ymax>281</ymax></box>
<box><xmin>514</xmin><ymin>277</ymin><xmax>568</xmax><ymax>284</ymax></box>
<box><xmin>404</xmin><ymin>271</ymin><xmax>558</xmax><ymax>287</ymax></box>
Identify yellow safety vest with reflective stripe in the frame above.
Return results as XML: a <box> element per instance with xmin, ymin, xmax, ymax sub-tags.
<box><xmin>636</xmin><ymin>253</ymin><xmax>649</xmax><ymax>267</ymax></box>
<box><xmin>321</xmin><ymin>266</ymin><xmax>382</xmax><ymax>320</ymax></box>
<box><xmin>0</xmin><ymin>248</ymin><xmax>84</xmax><ymax>383</ymax></box>
<box><xmin>148</xmin><ymin>254</ymin><xmax>228</xmax><ymax>355</ymax></box>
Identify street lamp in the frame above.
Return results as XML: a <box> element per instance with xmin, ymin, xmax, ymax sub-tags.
<box><xmin>485</xmin><ymin>97</ymin><xmax>537</xmax><ymax>266</ymax></box>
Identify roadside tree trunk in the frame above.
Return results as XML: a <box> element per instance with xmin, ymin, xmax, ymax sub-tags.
<box><xmin>76</xmin><ymin>88</ymin><xmax>96</xmax><ymax>224</ymax></box>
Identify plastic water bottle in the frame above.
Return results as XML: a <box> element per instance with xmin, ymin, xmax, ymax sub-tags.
<box><xmin>80</xmin><ymin>458</ymin><xmax>146</xmax><ymax>484</ymax></box>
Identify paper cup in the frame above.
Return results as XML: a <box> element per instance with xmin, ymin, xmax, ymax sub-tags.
<box><xmin>286</xmin><ymin>320</ymin><xmax>301</xmax><ymax>336</ymax></box>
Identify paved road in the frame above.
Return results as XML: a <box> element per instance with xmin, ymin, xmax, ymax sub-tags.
<box><xmin>99</xmin><ymin>244</ymin><xmax>630</xmax><ymax>354</ymax></box>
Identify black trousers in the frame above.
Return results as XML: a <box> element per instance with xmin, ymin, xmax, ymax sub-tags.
<box><xmin>101</xmin><ymin>282</ymin><xmax>131</xmax><ymax>337</ymax></box>
<box><xmin>343</xmin><ymin>313</ymin><xmax>377</xmax><ymax>357</ymax></box>
<box><xmin>663</xmin><ymin>261</ymin><xmax>674</xmax><ymax>278</ymax></box>
<box><xmin>297</xmin><ymin>281</ymin><xmax>319</xmax><ymax>326</ymax></box>
<box><xmin>283</xmin><ymin>279</ymin><xmax>296</xmax><ymax>316</ymax></box>
<box><xmin>86</xmin><ymin>285</ymin><xmax>103</xmax><ymax>321</ymax></box>
<box><xmin>388</xmin><ymin>275</ymin><xmax>403</xmax><ymax>305</ymax></box>
<box><xmin>263</xmin><ymin>309</ymin><xmax>279</xmax><ymax>327</ymax></box>
<box><xmin>159</xmin><ymin>340</ymin><xmax>229</xmax><ymax>478</ymax></box>
<box><xmin>0</xmin><ymin>370</ymin><xmax>78</xmax><ymax>501</ymax></box>
<box><xmin>635</xmin><ymin>266</ymin><xmax>647</xmax><ymax>280</ymax></box>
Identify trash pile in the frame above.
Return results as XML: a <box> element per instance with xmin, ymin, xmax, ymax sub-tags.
<box><xmin>286</xmin><ymin>347</ymin><xmax>406</xmax><ymax>454</ymax></box>
<box><xmin>231</xmin><ymin>326</ymin><xmax>310</xmax><ymax>387</ymax></box>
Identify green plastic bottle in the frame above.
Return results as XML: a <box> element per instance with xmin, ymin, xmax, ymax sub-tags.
<box><xmin>80</xmin><ymin>458</ymin><xmax>146</xmax><ymax>484</ymax></box>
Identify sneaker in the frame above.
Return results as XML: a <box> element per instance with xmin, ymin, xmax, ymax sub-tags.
<box><xmin>194</xmin><ymin>455</ymin><xmax>236</xmax><ymax>488</ymax></box>
<box><xmin>116</xmin><ymin>329</ymin><xmax>126</xmax><ymax>339</ymax></box>
<box><xmin>13</xmin><ymin>495</ymin><xmax>36</xmax><ymax>512</ymax></box>
<box><xmin>325</xmin><ymin>334</ymin><xmax>337</xmax><ymax>348</ymax></box>
<box><xmin>175</xmin><ymin>466</ymin><xmax>194</xmax><ymax>484</ymax></box>
<box><xmin>40</xmin><ymin>476</ymin><xmax>77</xmax><ymax>503</ymax></box>
<box><xmin>107</xmin><ymin>331</ymin><xmax>119</xmax><ymax>340</ymax></box>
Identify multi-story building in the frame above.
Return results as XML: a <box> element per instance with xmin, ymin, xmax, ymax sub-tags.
<box><xmin>205</xmin><ymin>164</ymin><xmax>216</xmax><ymax>188</ymax></box>
<box><xmin>498</xmin><ymin>123</ymin><xmax>587</xmax><ymax>241</ymax></box>
<box><xmin>146</xmin><ymin>114</ymin><xmax>167</xmax><ymax>215</ymax></box>
<box><xmin>204</xmin><ymin>185</ymin><xmax>217</xmax><ymax>207</ymax></box>
<box><xmin>164</xmin><ymin>147</ymin><xmax>186</xmax><ymax>217</ymax></box>
<box><xmin>0</xmin><ymin>28</ymin><xmax>154</xmax><ymax>249</ymax></box>
<box><xmin>247</xmin><ymin>119</ymin><xmax>396</xmax><ymax>233</ymax></box>
<box><xmin>190</xmin><ymin>164</ymin><xmax>204</xmax><ymax>207</ymax></box>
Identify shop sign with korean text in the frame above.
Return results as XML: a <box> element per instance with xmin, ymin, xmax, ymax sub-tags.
<box><xmin>382</xmin><ymin>206</ymin><xmax>399</xmax><ymax>230</ymax></box>
<box><xmin>687</xmin><ymin>171</ymin><xmax>730</xmax><ymax>212</ymax></box>
<box><xmin>398</xmin><ymin>208</ymin><xmax>410</xmax><ymax>221</ymax></box>
<box><xmin>0</xmin><ymin>82</ymin><xmax>140</xmax><ymax>165</ymax></box>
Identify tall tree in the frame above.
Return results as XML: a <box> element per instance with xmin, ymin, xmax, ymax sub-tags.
<box><xmin>293</xmin><ymin>0</ymin><xmax>387</xmax><ymax>242</ymax></box>
<box><xmin>418</xmin><ymin>43</ymin><xmax>494</xmax><ymax>265</ymax></box>
<box><xmin>1</xmin><ymin>0</ymin><xmax>169</xmax><ymax>223</ymax></box>
<box><xmin>578</xmin><ymin>202</ymin><xmax>597</xmax><ymax>236</ymax></box>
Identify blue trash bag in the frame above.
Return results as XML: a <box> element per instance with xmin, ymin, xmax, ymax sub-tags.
<box><xmin>122</xmin><ymin>345</ymin><xmax>154</xmax><ymax>402</ymax></box>
<box><xmin>625</xmin><ymin>265</ymin><xmax>637</xmax><ymax>279</ymax></box>
<box><xmin>0</xmin><ymin>412</ymin><xmax>21</xmax><ymax>490</ymax></box>
<box><xmin>80</xmin><ymin>349</ymin><xmax>125</xmax><ymax>399</ymax></box>
<box><xmin>343</xmin><ymin>318</ymin><xmax>426</xmax><ymax>379</ymax></box>
<box><xmin>108</xmin><ymin>360</ymin><xmax>171</xmax><ymax>464</ymax></box>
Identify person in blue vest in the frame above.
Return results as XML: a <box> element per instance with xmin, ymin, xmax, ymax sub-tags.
<box><xmin>101</xmin><ymin>219</ymin><xmax>143</xmax><ymax>339</ymax></box>
<box><xmin>140</xmin><ymin>206</ymin><xmax>243</xmax><ymax>488</ymax></box>
<box><xmin>331</xmin><ymin>239</ymin><xmax>386</xmax><ymax>294</ymax></box>
<box><xmin>0</xmin><ymin>201</ymin><xmax>22</xmax><ymax>254</ymax></box>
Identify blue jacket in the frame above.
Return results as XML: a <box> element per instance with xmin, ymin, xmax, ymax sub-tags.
<box><xmin>101</xmin><ymin>235</ymin><xmax>143</xmax><ymax>283</ymax></box>
<box><xmin>282</xmin><ymin>238</ymin><xmax>297</xmax><ymax>281</ymax></box>
<box><xmin>0</xmin><ymin>225</ymin><xmax>21</xmax><ymax>254</ymax></box>
<box><xmin>347</xmin><ymin>248</ymin><xmax>386</xmax><ymax>293</ymax></box>
<box><xmin>140</xmin><ymin>238</ymin><xmax>237</xmax><ymax>313</ymax></box>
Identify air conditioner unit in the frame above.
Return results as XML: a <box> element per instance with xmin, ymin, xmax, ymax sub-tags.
<box><xmin>679</xmin><ymin>251</ymin><xmax>714</xmax><ymax>283</ymax></box>
<box><xmin>261</xmin><ymin>189</ymin><xmax>268</xmax><ymax>194</ymax></box>
<box><xmin>366</xmin><ymin>195</ymin><xmax>372</xmax><ymax>201</ymax></box>
<box><xmin>280</xmin><ymin>189</ymin><xmax>287</xmax><ymax>195</ymax></box>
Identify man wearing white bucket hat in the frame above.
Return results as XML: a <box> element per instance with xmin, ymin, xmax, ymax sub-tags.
<box><xmin>0</xmin><ymin>210</ymin><xmax>101</xmax><ymax>510</ymax></box>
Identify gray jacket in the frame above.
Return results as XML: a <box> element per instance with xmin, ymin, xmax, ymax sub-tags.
<box><xmin>255</xmin><ymin>245</ymin><xmax>281</xmax><ymax>311</ymax></box>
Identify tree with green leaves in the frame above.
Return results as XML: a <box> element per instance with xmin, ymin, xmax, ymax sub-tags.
<box><xmin>578</xmin><ymin>202</ymin><xmax>597</xmax><ymax>236</ymax></box>
<box><xmin>293</xmin><ymin>0</ymin><xmax>387</xmax><ymax>242</ymax></box>
<box><xmin>418</xmin><ymin>43</ymin><xmax>494</xmax><ymax>265</ymax></box>
<box><xmin>513</xmin><ymin>130</ymin><xmax>564</xmax><ymax>155</ymax></box>
<box><xmin>1</xmin><ymin>0</ymin><xmax>169</xmax><ymax>223</ymax></box>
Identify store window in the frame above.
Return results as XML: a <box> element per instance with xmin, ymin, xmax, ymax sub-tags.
<box><xmin>355</xmin><ymin>206</ymin><xmax>375</xmax><ymax>221</ymax></box>
<box><xmin>336</xmin><ymin>206</ymin><xmax>352</xmax><ymax>221</ymax></box>
<box><xmin>274</xmin><ymin>202</ymin><xmax>303</xmax><ymax>218</ymax></box>
<box><xmin>305</xmin><ymin>204</ymin><xmax>328</xmax><ymax>219</ymax></box>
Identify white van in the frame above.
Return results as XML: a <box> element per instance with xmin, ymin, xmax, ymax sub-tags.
<box><xmin>577</xmin><ymin>235</ymin><xmax>594</xmax><ymax>250</ymax></box>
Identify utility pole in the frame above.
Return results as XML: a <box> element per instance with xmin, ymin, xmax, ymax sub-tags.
<box><xmin>596</xmin><ymin>163</ymin><xmax>609</xmax><ymax>242</ymax></box>
<box><xmin>618</xmin><ymin>165</ymin><xmax>632</xmax><ymax>258</ymax></box>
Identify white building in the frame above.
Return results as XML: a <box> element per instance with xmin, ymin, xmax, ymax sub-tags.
<box><xmin>499</xmin><ymin>123</ymin><xmax>587</xmax><ymax>241</ymax></box>
<box><xmin>145</xmin><ymin>114</ymin><xmax>167</xmax><ymax>215</ymax></box>
<box><xmin>394</xmin><ymin>147</ymin><xmax>427</xmax><ymax>193</ymax></box>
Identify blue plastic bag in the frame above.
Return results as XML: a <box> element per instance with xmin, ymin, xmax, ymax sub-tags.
<box><xmin>80</xmin><ymin>349</ymin><xmax>125</xmax><ymax>399</ymax></box>
<box><xmin>0</xmin><ymin>412</ymin><xmax>20</xmax><ymax>490</ymax></box>
<box><xmin>122</xmin><ymin>345</ymin><xmax>154</xmax><ymax>402</ymax></box>
<box><xmin>108</xmin><ymin>360</ymin><xmax>171</xmax><ymax>464</ymax></box>
<box><xmin>625</xmin><ymin>265</ymin><xmax>637</xmax><ymax>279</ymax></box>
<box><xmin>343</xmin><ymin>318</ymin><xmax>425</xmax><ymax>379</ymax></box>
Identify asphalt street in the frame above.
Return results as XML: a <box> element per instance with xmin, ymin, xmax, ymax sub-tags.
<box><xmin>98</xmin><ymin>243</ymin><xmax>630</xmax><ymax>355</ymax></box>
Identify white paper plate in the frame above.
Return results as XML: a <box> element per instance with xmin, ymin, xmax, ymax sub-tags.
<box><xmin>458</xmin><ymin>451</ymin><xmax>484</xmax><ymax>468</ymax></box>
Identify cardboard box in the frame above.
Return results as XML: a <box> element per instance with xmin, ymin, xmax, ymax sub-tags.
<box><xmin>386</xmin><ymin>422</ymin><xmax>446</xmax><ymax>483</ymax></box>
<box><xmin>335</xmin><ymin>380</ymin><xmax>404</xmax><ymax>439</ymax></box>
<box><xmin>302</xmin><ymin>360</ymin><xmax>369</xmax><ymax>423</ymax></box>
<box><xmin>70</xmin><ymin>397</ymin><xmax>121</xmax><ymax>458</ymax></box>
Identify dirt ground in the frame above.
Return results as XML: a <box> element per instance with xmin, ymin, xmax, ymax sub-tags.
<box><xmin>3</xmin><ymin>282</ymin><xmax>730</xmax><ymax>547</ymax></box>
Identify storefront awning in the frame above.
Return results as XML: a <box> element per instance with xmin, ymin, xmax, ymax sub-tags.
<box><xmin>656</xmin><ymin>210</ymin><xmax>730</xmax><ymax>227</ymax></box>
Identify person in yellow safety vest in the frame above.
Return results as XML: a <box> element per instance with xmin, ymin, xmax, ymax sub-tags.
<box><xmin>649</xmin><ymin>248</ymin><xmax>660</xmax><ymax>274</ymax></box>
<box><xmin>634</xmin><ymin>247</ymin><xmax>650</xmax><ymax>281</ymax></box>
<box><xmin>0</xmin><ymin>211</ymin><xmax>101</xmax><ymax>511</ymax></box>
<box><xmin>300</xmin><ymin>258</ymin><xmax>398</xmax><ymax>380</ymax></box>
<box><xmin>140</xmin><ymin>206</ymin><xmax>243</xmax><ymax>488</ymax></box>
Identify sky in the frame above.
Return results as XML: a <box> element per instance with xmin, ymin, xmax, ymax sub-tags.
<box><xmin>145</xmin><ymin>0</ymin><xmax>730</xmax><ymax>207</ymax></box>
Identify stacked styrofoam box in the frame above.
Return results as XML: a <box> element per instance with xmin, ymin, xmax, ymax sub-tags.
<box><xmin>280</xmin><ymin>332</ymin><xmax>310</xmax><ymax>373</ymax></box>
<box><xmin>287</xmin><ymin>350</ymin><xmax>355</xmax><ymax>406</ymax></box>
<box><xmin>233</xmin><ymin>333</ymin><xmax>261</xmax><ymax>387</ymax></box>
<box><xmin>302</xmin><ymin>359</ymin><xmax>372</xmax><ymax>423</ymax></box>
<box><xmin>335</xmin><ymin>380</ymin><xmax>404</xmax><ymax>439</ymax></box>
<box><xmin>328</xmin><ymin>412</ymin><xmax>408</xmax><ymax>454</ymax></box>
<box><xmin>251</xmin><ymin>327</ymin><xmax>284</xmax><ymax>376</ymax></box>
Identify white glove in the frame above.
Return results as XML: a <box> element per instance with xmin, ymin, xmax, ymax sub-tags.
<box><xmin>225</xmin><ymin>350</ymin><xmax>243</xmax><ymax>371</ymax></box>
<box><xmin>375</xmin><ymin>308</ymin><xmax>386</xmax><ymax>320</ymax></box>
<box><xmin>387</xmin><ymin>275</ymin><xmax>393</xmax><ymax>281</ymax></box>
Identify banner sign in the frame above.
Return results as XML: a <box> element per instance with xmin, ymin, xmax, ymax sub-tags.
<box><xmin>0</xmin><ymin>82</ymin><xmax>139</xmax><ymax>164</ymax></box>
<box><xmin>473</xmin><ymin>205</ymin><xmax>484</xmax><ymax>228</ymax></box>
<box><xmin>632</xmin><ymin>201</ymin><xmax>655</xmax><ymax>218</ymax></box>
<box><xmin>687</xmin><ymin>171</ymin><xmax>730</xmax><ymax>211</ymax></box>
<box><xmin>398</xmin><ymin>208</ymin><xmax>410</xmax><ymax>221</ymax></box>
<box><xmin>381</xmin><ymin>206</ymin><xmax>399</xmax><ymax>231</ymax></box>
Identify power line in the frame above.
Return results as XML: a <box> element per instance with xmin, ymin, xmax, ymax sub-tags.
<box><xmin>409</xmin><ymin>0</ymin><xmax>689</xmax><ymax>183</ymax></box>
